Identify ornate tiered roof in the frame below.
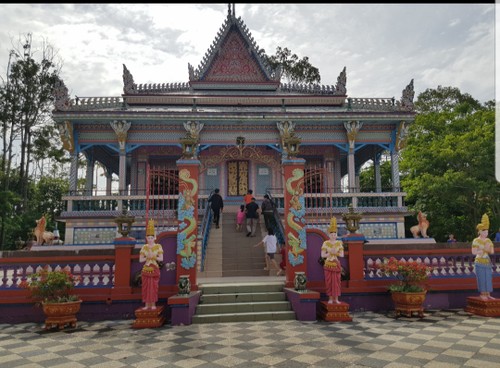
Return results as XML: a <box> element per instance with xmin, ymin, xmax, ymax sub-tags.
<box><xmin>52</xmin><ymin>5</ymin><xmax>415</xmax><ymax>113</ymax></box>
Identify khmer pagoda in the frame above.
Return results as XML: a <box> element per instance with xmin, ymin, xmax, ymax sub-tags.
<box><xmin>52</xmin><ymin>5</ymin><xmax>415</xmax><ymax>246</ymax></box>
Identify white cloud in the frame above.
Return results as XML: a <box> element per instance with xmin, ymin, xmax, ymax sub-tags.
<box><xmin>0</xmin><ymin>3</ymin><xmax>494</xmax><ymax>102</ymax></box>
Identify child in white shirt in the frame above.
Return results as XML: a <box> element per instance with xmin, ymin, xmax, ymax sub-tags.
<box><xmin>254</xmin><ymin>227</ymin><xmax>280</xmax><ymax>275</ymax></box>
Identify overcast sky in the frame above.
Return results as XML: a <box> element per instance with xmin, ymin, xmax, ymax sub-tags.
<box><xmin>0</xmin><ymin>3</ymin><xmax>495</xmax><ymax>103</ymax></box>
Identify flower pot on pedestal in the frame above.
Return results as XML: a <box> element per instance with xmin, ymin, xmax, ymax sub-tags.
<box><xmin>42</xmin><ymin>300</ymin><xmax>82</xmax><ymax>330</ymax></box>
<box><xmin>391</xmin><ymin>291</ymin><xmax>427</xmax><ymax>318</ymax></box>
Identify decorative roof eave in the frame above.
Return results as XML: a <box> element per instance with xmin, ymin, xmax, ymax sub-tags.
<box><xmin>52</xmin><ymin>96</ymin><xmax>417</xmax><ymax>115</ymax></box>
<box><xmin>52</xmin><ymin>108</ymin><xmax>415</xmax><ymax>123</ymax></box>
<box><xmin>188</xmin><ymin>11</ymin><xmax>277</xmax><ymax>83</ymax></box>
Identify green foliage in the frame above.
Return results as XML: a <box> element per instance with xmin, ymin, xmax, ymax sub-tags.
<box><xmin>401</xmin><ymin>86</ymin><xmax>499</xmax><ymax>242</ymax></box>
<box><xmin>0</xmin><ymin>35</ymin><xmax>67</xmax><ymax>248</ymax></box>
<box><xmin>32</xmin><ymin>177</ymin><xmax>68</xmax><ymax>222</ymax></box>
<box><xmin>20</xmin><ymin>267</ymin><xmax>80</xmax><ymax>303</ymax></box>
<box><xmin>359</xmin><ymin>157</ymin><xmax>393</xmax><ymax>192</ymax></box>
<box><xmin>264</xmin><ymin>46</ymin><xmax>321</xmax><ymax>84</ymax></box>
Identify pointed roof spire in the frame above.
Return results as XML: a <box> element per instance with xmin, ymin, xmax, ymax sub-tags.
<box><xmin>228</xmin><ymin>3</ymin><xmax>235</xmax><ymax>17</ymax></box>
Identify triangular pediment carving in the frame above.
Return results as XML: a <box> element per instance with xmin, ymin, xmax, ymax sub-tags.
<box><xmin>189</xmin><ymin>10</ymin><xmax>280</xmax><ymax>90</ymax></box>
<box><xmin>204</xmin><ymin>31</ymin><xmax>267</xmax><ymax>83</ymax></box>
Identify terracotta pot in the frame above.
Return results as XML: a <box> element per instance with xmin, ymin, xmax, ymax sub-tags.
<box><xmin>391</xmin><ymin>291</ymin><xmax>426</xmax><ymax>318</ymax></box>
<box><xmin>42</xmin><ymin>300</ymin><xmax>82</xmax><ymax>330</ymax></box>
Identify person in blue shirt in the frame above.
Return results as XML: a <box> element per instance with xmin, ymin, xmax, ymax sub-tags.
<box><xmin>495</xmin><ymin>228</ymin><xmax>500</xmax><ymax>242</ymax></box>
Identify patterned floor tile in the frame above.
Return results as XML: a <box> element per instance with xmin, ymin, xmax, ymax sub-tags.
<box><xmin>2</xmin><ymin>310</ymin><xmax>500</xmax><ymax>368</ymax></box>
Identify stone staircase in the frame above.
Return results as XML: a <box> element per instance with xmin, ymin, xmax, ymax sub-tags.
<box><xmin>192</xmin><ymin>281</ymin><xmax>296</xmax><ymax>323</ymax></box>
<box><xmin>198</xmin><ymin>210</ymin><xmax>282</xmax><ymax>278</ymax></box>
<box><xmin>194</xmin><ymin>209</ymin><xmax>292</xmax><ymax>323</ymax></box>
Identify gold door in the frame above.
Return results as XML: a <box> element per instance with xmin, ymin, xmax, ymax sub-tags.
<box><xmin>227</xmin><ymin>161</ymin><xmax>248</xmax><ymax>196</ymax></box>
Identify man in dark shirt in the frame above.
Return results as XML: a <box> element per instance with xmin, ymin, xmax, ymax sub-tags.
<box><xmin>261</xmin><ymin>194</ymin><xmax>274</xmax><ymax>230</ymax></box>
<box><xmin>245</xmin><ymin>197</ymin><xmax>260</xmax><ymax>237</ymax></box>
<box><xmin>209</xmin><ymin>188</ymin><xmax>224</xmax><ymax>229</ymax></box>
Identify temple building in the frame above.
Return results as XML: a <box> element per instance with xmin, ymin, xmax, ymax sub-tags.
<box><xmin>52</xmin><ymin>6</ymin><xmax>415</xmax><ymax>246</ymax></box>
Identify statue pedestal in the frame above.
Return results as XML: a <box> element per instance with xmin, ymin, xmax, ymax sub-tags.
<box><xmin>465</xmin><ymin>297</ymin><xmax>500</xmax><ymax>317</ymax></box>
<box><xmin>317</xmin><ymin>301</ymin><xmax>352</xmax><ymax>322</ymax></box>
<box><xmin>132</xmin><ymin>305</ymin><xmax>165</xmax><ymax>328</ymax></box>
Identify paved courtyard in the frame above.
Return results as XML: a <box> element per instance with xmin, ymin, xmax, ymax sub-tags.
<box><xmin>1</xmin><ymin>309</ymin><xmax>500</xmax><ymax>367</ymax></box>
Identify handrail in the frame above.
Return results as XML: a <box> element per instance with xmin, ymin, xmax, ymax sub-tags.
<box><xmin>199</xmin><ymin>189</ymin><xmax>215</xmax><ymax>272</ymax></box>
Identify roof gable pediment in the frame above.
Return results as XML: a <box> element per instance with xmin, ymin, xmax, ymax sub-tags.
<box><xmin>189</xmin><ymin>11</ymin><xmax>280</xmax><ymax>90</ymax></box>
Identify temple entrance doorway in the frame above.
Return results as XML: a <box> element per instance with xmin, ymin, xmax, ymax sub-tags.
<box><xmin>227</xmin><ymin>160</ymin><xmax>248</xmax><ymax>196</ymax></box>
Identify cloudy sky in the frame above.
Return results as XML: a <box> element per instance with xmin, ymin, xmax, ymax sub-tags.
<box><xmin>0</xmin><ymin>3</ymin><xmax>495</xmax><ymax>104</ymax></box>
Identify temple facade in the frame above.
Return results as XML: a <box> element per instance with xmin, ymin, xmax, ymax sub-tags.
<box><xmin>52</xmin><ymin>7</ymin><xmax>415</xmax><ymax>246</ymax></box>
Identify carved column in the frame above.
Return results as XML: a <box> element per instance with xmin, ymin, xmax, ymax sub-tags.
<box><xmin>344</xmin><ymin>121</ymin><xmax>363</xmax><ymax>195</ymax></box>
<box><xmin>392</xmin><ymin>121</ymin><xmax>409</xmax><ymax>192</ymax></box>
<box><xmin>374</xmin><ymin>152</ymin><xmax>382</xmax><ymax>193</ymax></box>
<box><xmin>282</xmin><ymin>157</ymin><xmax>307</xmax><ymax>288</ymax></box>
<box><xmin>111</xmin><ymin>120</ymin><xmax>131</xmax><ymax>196</ymax></box>
<box><xmin>176</xmin><ymin>158</ymin><xmax>201</xmax><ymax>291</ymax></box>
<box><xmin>391</xmin><ymin>150</ymin><xmax>401</xmax><ymax>192</ymax></box>
<box><xmin>334</xmin><ymin>154</ymin><xmax>342</xmax><ymax>192</ymax></box>
<box><xmin>325</xmin><ymin>159</ymin><xmax>334</xmax><ymax>191</ymax></box>
<box><xmin>69</xmin><ymin>151</ymin><xmax>78</xmax><ymax>194</ymax></box>
<box><xmin>58</xmin><ymin>120</ymin><xmax>77</xmax><ymax>195</ymax></box>
<box><xmin>104</xmin><ymin>167</ymin><xmax>113</xmax><ymax>196</ymax></box>
<box><xmin>84</xmin><ymin>152</ymin><xmax>94</xmax><ymax>195</ymax></box>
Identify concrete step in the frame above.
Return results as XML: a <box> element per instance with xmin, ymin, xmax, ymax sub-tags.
<box><xmin>192</xmin><ymin>281</ymin><xmax>295</xmax><ymax>324</ymax></box>
<box><xmin>192</xmin><ymin>311</ymin><xmax>296</xmax><ymax>323</ymax></box>
<box><xmin>201</xmin><ymin>291</ymin><xmax>286</xmax><ymax>304</ymax></box>
<box><xmin>196</xmin><ymin>301</ymin><xmax>292</xmax><ymax>315</ymax></box>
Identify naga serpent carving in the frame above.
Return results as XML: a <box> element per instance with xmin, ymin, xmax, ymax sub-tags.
<box><xmin>177</xmin><ymin>169</ymin><xmax>198</xmax><ymax>269</ymax></box>
<box><xmin>286</xmin><ymin>168</ymin><xmax>306</xmax><ymax>266</ymax></box>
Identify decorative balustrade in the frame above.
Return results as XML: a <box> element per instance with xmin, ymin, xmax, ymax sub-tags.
<box><xmin>1</xmin><ymin>242</ymin><xmax>497</xmax><ymax>302</ymax></box>
<box><xmin>364</xmin><ymin>254</ymin><xmax>500</xmax><ymax>281</ymax></box>
<box><xmin>0</xmin><ymin>258</ymin><xmax>116</xmax><ymax>290</ymax></box>
<box><xmin>135</xmin><ymin>82</ymin><xmax>191</xmax><ymax>93</ymax></box>
<box><xmin>279</xmin><ymin>83</ymin><xmax>342</xmax><ymax>95</ymax></box>
<box><xmin>70</xmin><ymin>96</ymin><xmax>124</xmax><ymax>110</ymax></box>
<box><xmin>62</xmin><ymin>193</ymin><xmax>210</xmax><ymax>216</ymax></box>
<box><xmin>265</xmin><ymin>190</ymin><xmax>406</xmax><ymax>214</ymax></box>
<box><xmin>347</xmin><ymin>97</ymin><xmax>407</xmax><ymax>111</ymax></box>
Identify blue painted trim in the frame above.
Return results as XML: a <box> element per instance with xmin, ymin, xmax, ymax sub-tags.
<box><xmin>282</xmin><ymin>158</ymin><xmax>306</xmax><ymax>164</ymax></box>
<box><xmin>265</xmin><ymin>144</ymin><xmax>282</xmax><ymax>153</ymax></box>
<box><xmin>333</xmin><ymin>143</ymin><xmax>349</xmax><ymax>152</ymax></box>
<box><xmin>176</xmin><ymin>159</ymin><xmax>201</xmax><ymax>165</ymax></box>
<box><xmin>354</xmin><ymin>143</ymin><xmax>367</xmax><ymax>152</ymax></box>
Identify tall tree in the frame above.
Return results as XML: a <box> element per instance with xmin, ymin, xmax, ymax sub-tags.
<box><xmin>0</xmin><ymin>34</ymin><xmax>63</xmax><ymax>247</ymax></box>
<box><xmin>264</xmin><ymin>46</ymin><xmax>321</xmax><ymax>85</ymax></box>
<box><xmin>400</xmin><ymin>86</ymin><xmax>498</xmax><ymax>242</ymax></box>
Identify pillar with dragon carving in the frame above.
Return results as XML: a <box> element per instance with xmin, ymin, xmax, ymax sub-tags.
<box><xmin>282</xmin><ymin>158</ymin><xmax>307</xmax><ymax>288</ymax></box>
<box><xmin>176</xmin><ymin>159</ymin><xmax>200</xmax><ymax>291</ymax></box>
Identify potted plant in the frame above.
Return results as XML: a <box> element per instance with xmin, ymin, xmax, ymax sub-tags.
<box><xmin>20</xmin><ymin>266</ymin><xmax>82</xmax><ymax>330</ymax></box>
<box><xmin>378</xmin><ymin>257</ymin><xmax>432</xmax><ymax>317</ymax></box>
